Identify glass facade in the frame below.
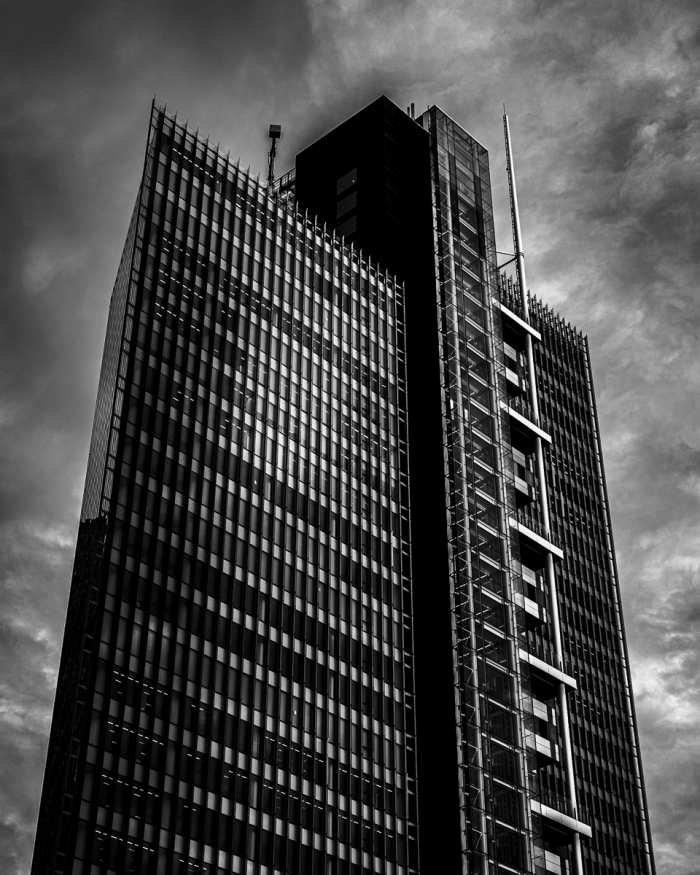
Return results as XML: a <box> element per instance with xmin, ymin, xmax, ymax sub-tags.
<box><xmin>424</xmin><ymin>107</ymin><xmax>543</xmax><ymax>874</ymax></box>
<box><xmin>527</xmin><ymin>300</ymin><xmax>655</xmax><ymax>875</ymax></box>
<box><xmin>421</xmin><ymin>105</ymin><xmax>654</xmax><ymax>875</ymax></box>
<box><xmin>32</xmin><ymin>105</ymin><xmax>417</xmax><ymax>875</ymax></box>
<box><xmin>33</xmin><ymin>96</ymin><xmax>655</xmax><ymax>875</ymax></box>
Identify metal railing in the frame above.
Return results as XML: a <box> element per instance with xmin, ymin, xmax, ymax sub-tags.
<box><xmin>269</xmin><ymin>167</ymin><xmax>296</xmax><ymax>199</ymax></box>
<box><xmin>524</xmin><ymin>639</ymin><xmax>574</xmax><ymax>680</ymax></box>
<box><xmin>537</xmin><ymin>789</ymin><xmax>589</xmax><ymax>826</ymax></box>
<box><xmin>495</xmin><ymin>275</ymin><xmax>526</xmax><ymax>321</ymax></box>
<box><xmin>507</xmin><ymin>394</ymin><xmax>539</xmax><ymax>427</ymax></box>
<box><xmin>514</xmin><ymin>510</ymin><xmax>561</xmax><ymax>550</ymax></box>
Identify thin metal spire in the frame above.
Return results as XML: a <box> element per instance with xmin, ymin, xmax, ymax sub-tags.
<box><xmin>503</xmin><ymin>109</ymin><xmax>529</xmax><ymax>322</ymax></box>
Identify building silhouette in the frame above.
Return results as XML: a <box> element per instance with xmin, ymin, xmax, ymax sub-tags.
<box><xmin>32</xmin><ymin>97</ymin><xmax>655</xmax><ymax>875</ymax></box>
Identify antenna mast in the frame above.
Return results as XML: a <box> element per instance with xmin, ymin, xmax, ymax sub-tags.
<box><xmin>503</xmin><ymin>109</ymin><xmax>529</xmax><ymax>321</ymax></box>
<box><xmin>267</xmin><ymin>124</ymin><xmax>281</xmax><ymax>188</ymax></box>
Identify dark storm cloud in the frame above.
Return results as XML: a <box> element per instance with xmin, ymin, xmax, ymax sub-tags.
<box><xmin>1</xmin><ymin>0</ymin><xmax>699</xmax><ymax>872</ymax></box>
<box><xmin>484</xmin><ymin>3</ymin><xmax>700</xmax><ymax>867</ymax></box>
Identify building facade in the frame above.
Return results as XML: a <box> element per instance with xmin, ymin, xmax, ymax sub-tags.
<box><xmin>32</xmin><ymin>97</ymin><xmax>655</xmax><ymax>875</ymax></box>
<box><xmin>526</xmin><ymin>298</ymin><xmax>655</xmax><ymax>875</ymax></box>
<box><xmin>33</xmin><ymin>104</ymin><xmax>417</xmax><ymax>875</ymax></box>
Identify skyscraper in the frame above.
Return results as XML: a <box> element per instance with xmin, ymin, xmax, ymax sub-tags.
<box><xmin>32</xmin><ymin>97</ymin><xmax>655</xmax><ymax>875</ymax></box>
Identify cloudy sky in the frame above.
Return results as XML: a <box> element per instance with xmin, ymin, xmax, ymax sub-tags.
<box><xmin>1</xmin><ymin>0</ymin><xmax>699</xmax><ymax>871</ymax></box>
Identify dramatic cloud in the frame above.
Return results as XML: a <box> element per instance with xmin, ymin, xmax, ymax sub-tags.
<box><xmin>1</xmin><ymin>0</ymin><xmax>698</xmax><ymax>872</ymax></box>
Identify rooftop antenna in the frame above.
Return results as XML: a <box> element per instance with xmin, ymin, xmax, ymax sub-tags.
<box><xmin>267</xmin><ymin>124</ymin><xmax>282</xmax><ymax>188</ymax></box>
<box><xmin>503</xmin><ymin>106</ymin><xmax>528</xmax><ymax>320</ymax></box>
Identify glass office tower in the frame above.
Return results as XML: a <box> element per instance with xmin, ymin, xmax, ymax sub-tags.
<box><xmin>293</xmin><ymin>99</ymin><xmax>655</xmax><ymax>875</ymax></box>
<box><xmin>33</xmin><ymin>97</ymin><xmax>655</xmax><ymax>875</ymax></box>
<box><xmin>421</xmin><ymin>108</ymin><xmax>654</xmax><ymax>875</ymax></box>
<box><xmin>32</xmin><ymin>104</ymin><xmax>417</xmax><ymax>875</ymax></box>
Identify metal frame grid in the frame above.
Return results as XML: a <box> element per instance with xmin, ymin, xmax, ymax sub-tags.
<box><xmin>424</xmin><ymin>106</ymin><xmax>541</xmax><ymax>875</ymax></box>
<box><xmin>33</xmin><ymin>105</ymin><xmax>418</xmax><ymax>875</ymax></box>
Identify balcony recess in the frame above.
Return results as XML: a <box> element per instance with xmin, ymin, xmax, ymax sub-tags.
<box><xmin>526</xmin><ymin>731</ymin><xmax>560</xmax><ymax>767</ymax></box>
<box><xmin>510</xmin><ymin>515</ymin><xmax>563</xmax><ymax>559</ymax></box>
<box><xmin>513</xmin><ymin>469</ymin><xmax>535</xmax><ymax>508</ymax></box>
<box><xmin>543</xmin><ymin>849</ymin><xmax>565</xmax><ymax>875</ymax></box>
<box><xmin>505</xmin><ymin>366</ymin><xmax>528</xmax><ymax>398</ymax></box>
<box><xmin>495</xmin><ymin>298</ymin><xmax>543</xmax><ymax>345</ymax></box>
<box><xmin>514</xmin><ymin>590</ymin><xmax>546</xmax><ymax>628</ymax></box>
<box><xmin>524</xmin><ymin>697</ymin><xmax>560</xmax><ymax>766</ymax></box>
<box><xmin>519</xmin><ymin>648</ymin><xmax>577</xmax><ymax>692</ymax></box>
<box><xmin>503</xmin><ymin>400</ymin><xmax>552</xmax><ymax>448</ymax></box>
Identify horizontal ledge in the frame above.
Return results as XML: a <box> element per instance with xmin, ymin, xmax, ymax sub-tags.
<box><xmin>494</xmin><ymin>300</ymin><xmax>543</xmax><ymax>341</ymax></box>
<box><xmin>519</xmin><ymin>648</ymin><xmax>577</xmax><ymax>690</ymax></box>
<box><xmin>502</xmin><ymin>403</ymin><xmax>552</xmax><ymax>444</ymax></box>
<box><xmin>509</xmin><ymin>518</ymin><xmax>564</xmax><ymax>560</ymax></box>
<box><xmin>530</xmin><ymin>799</ymin><xmax>593</xmax><ymax>838</ymax></box>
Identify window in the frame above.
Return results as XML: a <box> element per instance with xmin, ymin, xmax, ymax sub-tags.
<box><xmin>336</xmin><ymin>192</ymin><xmax>356</xmax><ymax>219</ymax></box>
<box><xmin>336</xmin><ymin>168</ymin><xmax>357</xmax><ymax>195</ymax></box>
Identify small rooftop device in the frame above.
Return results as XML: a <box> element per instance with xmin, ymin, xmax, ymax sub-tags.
<box><xmin>267</xmin><ymin>124</ymin><xmax>282</xmax><ymax>187</ymax></box>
